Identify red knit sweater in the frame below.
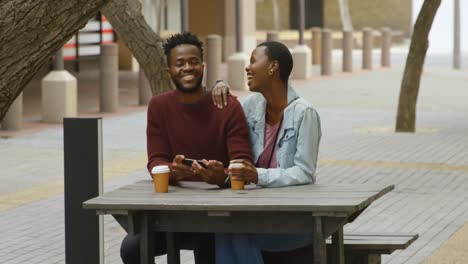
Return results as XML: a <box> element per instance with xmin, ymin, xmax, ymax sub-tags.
<box><xmin>146</xmin><ymin>89</ymin><xmax>253</xmax><ymax>181</ymax></box>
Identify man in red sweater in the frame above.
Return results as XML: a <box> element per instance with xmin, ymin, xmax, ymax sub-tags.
<box><xmin>120</xmin><ymin>32</ymin><xmax>253</xmax><ymax>264</ymax></box>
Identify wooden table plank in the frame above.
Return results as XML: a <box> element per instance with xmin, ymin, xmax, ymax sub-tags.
<box><xmin>83</xmin><ymin>181</ymin><xmax>394</xmax><ymax>214</ymax></box>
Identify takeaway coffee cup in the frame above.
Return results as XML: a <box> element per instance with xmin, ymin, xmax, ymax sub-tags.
<box><xmin>228</xmin><ymin>163</ymin><xmax>245</xmax><ymax>190</ymax></box>
<box><xmin>151</xmin><ymin>165</ymin><xmax>170</xmax><ymax>193</ymax></box>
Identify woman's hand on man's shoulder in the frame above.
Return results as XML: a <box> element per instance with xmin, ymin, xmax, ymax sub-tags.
<box><xmin>211</xmin><ymin>80</ymin><xmax>238</xmax><ymax>109</ymax></box>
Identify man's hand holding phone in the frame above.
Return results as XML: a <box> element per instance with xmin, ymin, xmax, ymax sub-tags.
<box><xmin>192</xmin><ymin>159</ymin><xmax>226</xmax><ymax>186</ymax></box>
<box><xmin>171</xmin><ymin>155</ymin><xmax>195</xmax><ymax>181</ymax></box>
<box><xmin>182</xmin><ymin>158</ymin><xmax>208</xmax><ymax>169</ymax></box>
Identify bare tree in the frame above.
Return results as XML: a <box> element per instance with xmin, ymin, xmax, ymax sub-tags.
<box><xmin>395</xmin><ymin>0</ymin><xmax>441</xmax><ymax>132</ymax></box>
<box><xmin>338</xmin><ymin>0</ymin><xmax>353</xmax><ymax>31</ymax></box>
<box><xmin>0</xmin><ymin>0</ymin><xmax>172</xmax><ymax>121</ymax></box>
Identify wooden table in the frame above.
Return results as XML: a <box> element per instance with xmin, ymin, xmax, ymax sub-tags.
<box><xmin>83</xmin><ymin>180</ymin><xmax>394</xmax><ymax>264</ymax></box>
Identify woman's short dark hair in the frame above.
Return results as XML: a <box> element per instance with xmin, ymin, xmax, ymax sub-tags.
<box><xmin>163</xmin><ymin>32</ymin><xmax>204</xmax><ymax>66</ymax></box>
<box><xmin>257</xmin><ymin>41</ymin><xmax>293</xmax><ymax>82</ymax></box>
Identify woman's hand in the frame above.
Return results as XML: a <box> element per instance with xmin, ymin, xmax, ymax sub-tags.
<box><xmin>211</xmin><ymin>80</ymin><xmax>235</xmax><ymax>109</ymax></box>
<box><xmin>228</xmin><ymin>159</ymin><xmax>258</xmax><ymax>184</ymax></box>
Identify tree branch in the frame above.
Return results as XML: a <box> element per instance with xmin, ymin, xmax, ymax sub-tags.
<box><xmin>101</xmin><ymin>0</ymin><xmax>173</xmax><ymax>96</ymax></box>
<box><xmin>0</xmin><ymin>0</ymin><xmax>111</xmax><ymax>121</ymax></box>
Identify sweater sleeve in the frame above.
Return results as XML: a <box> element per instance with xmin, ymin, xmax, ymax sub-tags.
<box><xmin>146</xmin><ymin>97</ymin><xmax>172</xmax><ymax>175</ymax></box>
<box><xmin>225</xmin><ymin>98</ymin><xmax>253</xmax><ymax>164</ymax></box>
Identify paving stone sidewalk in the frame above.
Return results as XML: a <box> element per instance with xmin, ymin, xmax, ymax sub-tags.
<box><xmin>1</xmin><ymin>64</ymin><xmax>467</xmax><ymax>264</ymax></box>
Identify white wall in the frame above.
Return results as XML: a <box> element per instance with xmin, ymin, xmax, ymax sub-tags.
<box><xmin>412</xmin><ymin>0</ymin><xmax>467</xmax><ymax>54</ymax></box>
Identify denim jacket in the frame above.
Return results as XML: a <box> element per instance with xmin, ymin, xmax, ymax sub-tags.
<box><xmin>241</xmin><ymin>86</ymin><xmax>321</xmax><ymax>187</ymax></box>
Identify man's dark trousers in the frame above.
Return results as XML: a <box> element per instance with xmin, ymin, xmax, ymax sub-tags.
<box><xmin>120</xmin><ymin>232</ymin><xmax>215</xmax><ymax>264</ymax></box>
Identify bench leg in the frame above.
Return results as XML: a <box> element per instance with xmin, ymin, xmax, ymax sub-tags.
<box><xmin>313</xmin><ymin>216</ymin><xmax>327</xmax><ymax>264</ymax></box>
<box><xmin>167</xmin><ymin>232</ymin><xmax>180</xmax><ymax>264</ymax></box>
<box><xmin>345</xmin><ymin>252</ymin><xmax>381</xmax><ymax>264</ymax></box>
<box><xmin>330</xmin><ymin>227</ymin><xmax>344</xmax><ymax>264</ymax></box>
<box><xmin>367</xmin><ymin>254</ymin><xmax>381</xmax><ymax>264</ymax></box>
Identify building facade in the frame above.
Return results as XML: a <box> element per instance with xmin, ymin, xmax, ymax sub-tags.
<box><xmin>256</xmin><ymin>0</ymin><xmax>412</xmax><ymax>36</ymax></box>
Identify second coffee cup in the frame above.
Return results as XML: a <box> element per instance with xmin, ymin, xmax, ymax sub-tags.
<box><xmin>228</xmin><ymin>163</ymin><xmax>245</xmax><ymax>190</ymax></box>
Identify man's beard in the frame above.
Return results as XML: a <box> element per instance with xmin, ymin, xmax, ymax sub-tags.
<box><xmin>172</xmin><ymin>73</ymin><xmax>204</xmax><ymax>94</ymax></box>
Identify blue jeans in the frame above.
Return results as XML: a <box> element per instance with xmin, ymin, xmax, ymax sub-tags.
<box><xmin>215</xmin><ymin>233</ymin><xmax>313</xmax><ymax>264</ymax></box>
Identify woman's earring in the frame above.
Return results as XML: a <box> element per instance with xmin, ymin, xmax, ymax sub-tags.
<box><xmin>269</xmin><ymin>70</ymin><xmax>274</xmax><ymax>76</ymax></box>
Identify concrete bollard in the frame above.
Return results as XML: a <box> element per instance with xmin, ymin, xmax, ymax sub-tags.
<box><xmin>321</xmin><ymin>29</ymin><xmax>332</xmax><ymax>76</ymax></box>
<box><xmin>267</xmin><ymin>32</ymin><xmax>279</xmax><ymax>42</ymax></box>
<box><xmin>381</xmin><ymin>27</ymin><xmax>391</xmax><ymax>67</ymax></box>
<box><xmin>342</xmin><ymin>30</ymin><xmax>353</xmax><ymax>72</ymax></box>
<box><xmin>42</xmin><ymin>71</ymin><xmax>78</xmax><ymax>123</ymax></box>
<box><xmin>138</xmin><ymin>68</ymin><xmax>152</xmax><ymax>106</ymax></box>
<box><xmin>227</xmin><ymin>53</ymin><xmax>249</xmax><ymax>90</ymax></box>
<box><xmin>100</xmin><ymin>43</ymin><xmax>119</xmax><ymax>112</ymax></box>
<box><xmin>311</xmin><ymin>27</ymin><xmax>321</xmax><ymax>65</ymax></box>
<box><xmin>1</xmin><ymin>93</ymin><xmax>22</xmax><ymax>130</ymax></box>
<box><xmin>206</xmin><ymin>35</ymin><xmax>222</xmax><ymax>89</ymax></box>
<box><xmin>291</xmin><ymin>45</ymin><xmax>312</xmax><ymax>79</ymax></box>
<box><xmin>362</xmin><ymin>28</ymin><xmax>374</xmax><ymax>70</ymax></box>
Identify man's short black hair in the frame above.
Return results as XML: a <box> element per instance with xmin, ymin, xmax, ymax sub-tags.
<box><xmin>257</xmin><ymin>41</ymin><xmax>293</xmax><ymax>82</ymax></box>
<box><xmin>163</xmin><ymin>32</ymin><xmax>204</xmax><ymax>66</ymax></box>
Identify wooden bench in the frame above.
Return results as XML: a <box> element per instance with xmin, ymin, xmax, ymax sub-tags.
<box><xmin>263</xmin><ymin>233</ymin><xmax>418</xmax><ymax>264</ymax></box>
<box><xmin>333</xmin><ymin>233</ymin><xmax>419</xmax><ymax>264</ymax></box>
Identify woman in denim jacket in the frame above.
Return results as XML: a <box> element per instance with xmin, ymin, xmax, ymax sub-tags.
<box><xmin>212</xmin><ymin>41</ymin><xmax>321</xmax><ymax>264</ymax></box>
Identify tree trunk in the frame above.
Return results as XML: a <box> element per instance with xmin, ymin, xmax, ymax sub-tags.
<box><xmin>0</xmin><ymin>0</ymin><xmax>111</xmax><ymax>121</ymax></box>
<box><xmin>101</xmin><ymin>0</ymin><xmax>173</xmax><ymax>96</ymax></box>
<box><xmin>338</xmin><ymin>0</ymin><xmax>353</xmax><ymax>31</ymax></box>
<box><xmin>395</xmin><ymin>0</ymin><xmax>441</xmax><ymax>132</ymax></box>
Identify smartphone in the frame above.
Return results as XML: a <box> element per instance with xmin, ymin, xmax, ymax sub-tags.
<box><xmin>182</xmin><ymin>158</ymin><xmax>208</xmax><ymax>169</ymax></box>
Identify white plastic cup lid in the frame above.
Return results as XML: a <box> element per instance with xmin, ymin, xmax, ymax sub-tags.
<box><xmin>229</xmin><ymin>163</ymin><xmax>244</xmax><ymax>169</ymax></box>
<box><xmin>152</xmin><ymin>165</ymin><xmax>170</xmax><ymax>174</ymax></box>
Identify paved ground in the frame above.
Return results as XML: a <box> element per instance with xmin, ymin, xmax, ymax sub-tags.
<box><xmin>1</xmin><ymin>49</ymin><xmax>468</xmax><ymax>264</ymax></box>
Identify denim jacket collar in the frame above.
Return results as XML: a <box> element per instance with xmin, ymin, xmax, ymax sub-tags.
<box><xmin>247</xmin><ymin>85</ymin><xmax>300</xmax><ymax>161</ymax></box>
